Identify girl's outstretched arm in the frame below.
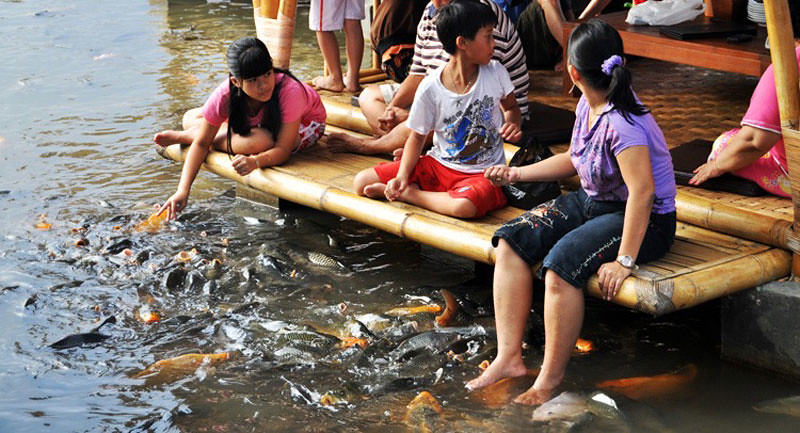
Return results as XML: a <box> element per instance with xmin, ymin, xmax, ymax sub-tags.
<box><xmin>234</xmin><ymin>119</ymin><xmax>302</xmax><ymax>174</ymax></box>
<box><xmin>596</xmin><ymin>145</ymin><xmax>654</xmax><ymax>300</ymax></box>
<box><xmin>161</xmin><ymin>119</ymin><xmax>220</xmax><ymax>220</ymax></box>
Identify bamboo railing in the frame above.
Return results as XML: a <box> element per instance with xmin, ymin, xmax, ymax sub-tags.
<box><xmin>253</xmin><ymin>0</ymin><xmax>297</xmax><ymax>69</ymax></box>
<box><xmin>764</xmin><ymin>0</ymin><xmax>800</xmax><ymax>278</ymax></box>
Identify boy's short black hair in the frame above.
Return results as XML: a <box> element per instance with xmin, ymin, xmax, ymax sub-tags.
<box><xmin>436</xmin><ymin>0</ymin><xmax>497</xmax><ymax>55</ymax></box>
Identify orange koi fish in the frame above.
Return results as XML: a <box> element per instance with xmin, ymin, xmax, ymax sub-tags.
<box><xmin>134</xmin><ymin>352</ymin><xmax>230</xmax><ymax>379</ymax></box>
<box><xmin>596</xmin><ymin>364</ymin><xmax>698</xmax><ymax>400</ymax></box>
<box><xmin>135</xmin><ymin>207</ymin><xmax>168</xmax><ymax>233</ymax></box>
<box><xmin>573</xmin><ymin>338</ymin><xmax>595</xmax><ymax>355</ymax></box>
<box><xmin>385</xmin><ymin>304</ymin><xmax>443</xmax><ymax>317</ymax></box>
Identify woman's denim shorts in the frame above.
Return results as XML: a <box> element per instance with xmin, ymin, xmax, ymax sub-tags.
<box><xmin>492</xmin><ymin>189</ymin><xmax>676</xmax><ymax>289</ymax></box>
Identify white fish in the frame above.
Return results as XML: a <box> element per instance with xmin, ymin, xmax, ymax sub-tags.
<box><xmin>93</xmin><ymin>53</ymin><xmax>118</xmax><ymax>61</ymax></box>
<box><xmin>754</xmin><ymin>395</ymin><xmax>800</xmax><ymax>417</ymax></box>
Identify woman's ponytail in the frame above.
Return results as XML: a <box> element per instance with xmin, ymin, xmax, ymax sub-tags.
<box><xmin>606</xmin><ymin>61</ymin><xmax>645</xmax><ymax>123</ymax></box>
<box><xmin>567</xmin><ymin>19</ymin><xmax>648</xmax><ymax>123</ymax></box>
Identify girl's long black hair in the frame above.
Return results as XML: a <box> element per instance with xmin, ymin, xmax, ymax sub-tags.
<box><xmin>225</xmin><ymin>37</ymin><xmax>304</xmax><ymax>156</ymax></box>
<box><xmin>567</xmin><ymin>19</ymin><xmax>648</xmax><ymax>124</ymax></box>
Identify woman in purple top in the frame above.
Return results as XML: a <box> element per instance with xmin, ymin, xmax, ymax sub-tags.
<box><xmin>466</xmin><ymin>20</ymin><xmax>677</xmax><ymax>404</ymax></box>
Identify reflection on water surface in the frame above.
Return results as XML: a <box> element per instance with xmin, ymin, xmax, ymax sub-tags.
<box><xmin>1</xmin><ymin>1</ymin><xmax>799</xmax><ymax>432</ymax></box>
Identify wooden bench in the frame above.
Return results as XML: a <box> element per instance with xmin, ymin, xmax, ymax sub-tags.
<box><xmin>562</xmin><ymin>11</ymin><xmax>771</xmax><ymax>93</ymax></box>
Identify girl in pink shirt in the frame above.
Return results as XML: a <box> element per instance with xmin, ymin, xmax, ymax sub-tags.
<box><xmin>154</xmin><ymin>37</ymin><xmax>326</xmax><ymax>219</ymax></box>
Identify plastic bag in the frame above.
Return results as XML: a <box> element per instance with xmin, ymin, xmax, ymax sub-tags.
<box><xmin>625</xmin><ymin>0</ymin><xmax>705</xmax><ymax>26</ymax></box>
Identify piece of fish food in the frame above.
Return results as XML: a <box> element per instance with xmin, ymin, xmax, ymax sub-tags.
<box><xmin>404</xmin><ymin>391</ymin><xmax>445</xmax><ymax>432</ymax></box>
<box><xmin>134</xmin><ymin>352</ymin><xmax>230</xmax><ymax>379</ymax></box>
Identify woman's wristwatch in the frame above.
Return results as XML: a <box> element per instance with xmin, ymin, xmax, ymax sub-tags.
<box><xmin>616</xmin><ymin>255</ymin><xmax>638</xmax><ymax>270</ymax></box>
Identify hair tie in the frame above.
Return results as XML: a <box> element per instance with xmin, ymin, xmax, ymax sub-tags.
<box><xmin>601</xmin><ymin>55</ymin><xmax>623</xmax><ymax>76</ymax></box>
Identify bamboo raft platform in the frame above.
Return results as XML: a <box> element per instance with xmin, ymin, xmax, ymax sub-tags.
<box><xmin>158</xmin><ymin>0</ymin><xmax>800</xmax><ymax>316</ymax></box>
<box><xmin>158</xmin><ymin>80</ymin><xmax>792</xmax><ymax>316</ymax></box>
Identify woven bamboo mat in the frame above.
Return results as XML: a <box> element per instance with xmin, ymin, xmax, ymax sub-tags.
<box><xmin>528</xmin><ymin>58</ymin><xmax>758</xmax><ymax>147</ymax></box>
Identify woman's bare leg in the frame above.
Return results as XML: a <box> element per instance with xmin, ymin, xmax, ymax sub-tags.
<box><xmin>466</xmin><ymin>239</ymin><xmax>531</xmax><ymax>390</ymax></box>
<box><xmin>514</xmin><ymin>269</ymin><xmax>584</xmax><ymax>405</ymax></box>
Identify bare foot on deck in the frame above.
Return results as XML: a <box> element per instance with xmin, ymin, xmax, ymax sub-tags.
<box><xmin>554</xmin><ymin>59</ymin><xmax>565</xmax><ymax>73</ymax></box>
<box><xmin>465</xmin><ymin>357</ymin><xmax>527</xmax><ymax>391</ymax></box>
<box><xmin>312</xmin><ymin>75</ymin><xmax>345</xmax><ymax>93</ymax></box>
<box><xmin>326</xmin><ymin>131</ymin><xmax>372</xmax><ymax>154</ymax></box>
<box><xmin>344</xmin><ymin>74</ymin><xmax>362</xmax><ymax>93</ymax></box>
<box><xmin>363</xmin><ymin>182</ymin><xmax>387</xmax><ymax>198</ymax></box>
<box><xmin>154</xmin><ymin>130</ymin><xmax>192</xmax><ymax>147</ymax></box>
<box><xmin>513</xmin><ymin>374</ymin><xmax>561</xmax><ymax>405</ymax></box>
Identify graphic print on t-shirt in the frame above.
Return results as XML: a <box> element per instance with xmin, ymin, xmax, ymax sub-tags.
<box><xmin>441</xmin><ymin>95</ymin><xmax>499</xmax><ymax>166</ymax></box>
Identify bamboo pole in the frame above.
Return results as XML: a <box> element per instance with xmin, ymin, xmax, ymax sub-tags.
<box><xmin>764</xmin><ymin>0</ymin><xmax>800</xmax><ymax>278</ymax></box>
<box><xmin>253</xmin><ymin>0</ymin><xmax>297</xmax><ymax>69</ymax></box>
<box><xmin>372</xmin><ymin>0</ymin><xmax>381</xmax><ymax>69</ymax></box>
<box><xmin>322</xmin><ymin>99</ymin><xmax>373</xmax><ymax>135</ymax></box>
<box><xmin>675</xmin><ymin>191</ymin><xmax>798</xmax><ymax>252</ymax></box>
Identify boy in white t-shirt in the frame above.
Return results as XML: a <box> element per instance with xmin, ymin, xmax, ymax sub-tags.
<box><xmin>353</xmin><ymin>0</ymin><xmax>522</xmax><ymax>218</ymax></box>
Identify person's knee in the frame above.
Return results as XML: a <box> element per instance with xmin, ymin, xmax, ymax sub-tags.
<box><xmin>182</xmin><ymin>108</ymin><xmax>203</xmax><ymax>130</ymax></box>
<box><xmin>544</xmin><ymin>269</ymin><xmax>575</xmax><ymax>293</ymax></box>
<box><xmin>233</xmin><ymin>128</ymin><xmax>274</xmax><ymax>154</ymax></box>
<box><xmin>359</xmin><ymin>86</ymin><xmax>383</xmax><ymax>108</ymax></box>
<box><xmin>353</xmin><ymin>169</ymin><xmax>376</xmax><ymax>195</ymax></box>
<box><xmin>451</xmin><ymin>199</ymin><xmax>478</xmax><ymax>218</ymax></box>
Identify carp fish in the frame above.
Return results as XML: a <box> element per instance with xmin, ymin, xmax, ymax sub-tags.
<box><xmin>597</xmin><ymin>363</ymin><xmax>698</xmax><ymax>400</ymax></box>
<box><xmin>134</xmin><ymin>352</ymin><xmax>230</xmax><ymax>380</ymax></box>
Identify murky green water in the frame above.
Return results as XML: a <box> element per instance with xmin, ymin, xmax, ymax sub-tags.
<box><xmin>2</xmin><ymin>1</ymin><xmax>800</xmax><ymax>432</ymax></box>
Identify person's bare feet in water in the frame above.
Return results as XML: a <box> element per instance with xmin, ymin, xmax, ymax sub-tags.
<box><xmin>513</xmin><ymin>373</ymin><xmax>561</xmax><ymax>405</ymax></box>
<box><xmin>362</xmin><ymin>182</ymin><xmax>387</xmax><ymax>198</ymax></box>
<box><xmin>153</xmin><ymin>130</ymin><xmax>193</xmax><ymax>147</ymax></box>
<box><xmin>326</xmin><ymin>131</ymin><xmax>372</xmax><ymax>154</ymax></box>
<box><xmin>312</xmin><ymin>75</ymin><xmax>345</xmax><ymax>93</ymax></box>
<box><xmin>465</xmin><ymin>356</ymin><xmax>528</xmax><ymax>391</ymax></box>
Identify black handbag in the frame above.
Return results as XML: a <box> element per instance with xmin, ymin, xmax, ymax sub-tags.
<box><xmin>502</xmin><ymin>136</ymin><xmax>562</xmax><ymax>209</ymax></box>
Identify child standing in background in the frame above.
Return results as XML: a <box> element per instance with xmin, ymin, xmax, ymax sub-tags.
<box><xmin>353</xmin><ymin>0</ymin><xmax>522</xmax><ymax>219</ymax></box>
<box><xmin>310</xmin><ymin>0</ymin><xmax>365</xmax><ymax>93</ymax></box>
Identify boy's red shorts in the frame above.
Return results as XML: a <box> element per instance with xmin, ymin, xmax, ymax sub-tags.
<box><xmin>373</xmin><ymin>155</ymin><xmax>507</xmax><ymax>218</ymax></box>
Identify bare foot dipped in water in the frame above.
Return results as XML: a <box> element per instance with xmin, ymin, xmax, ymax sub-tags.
<box><xmin>363</xmin><ymin>182</ymin><xmax>387</xmax><ymax>199</ymax></box>
<box><xmin>513</xmin><ymin>374</ymin><xmax>561</xmax><ymax>405</ymax></box>
<box><xmin>312</xmin><ymin>75</ymin><xmax>345</xmax><ymax>93</ymax></box>
<box><xmin>153</xmin><ymin>130</ymin><xmax>193</xmax><ymax>147</ymax></box>
<box><xmin>326</xmin><ymin>131</ymin><xmax>370</xmax><ymax>153</ymax></box>
<box><xmin>465</xmin><ymin>356</ymin><xmax>528</xmax><ymax>391</ymax></box>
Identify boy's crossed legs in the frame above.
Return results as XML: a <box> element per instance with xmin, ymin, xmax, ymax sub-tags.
<box><xmin>353</xmin><ymin>156</ymin><xmax>507</xmax><ymax>219</ymax></box>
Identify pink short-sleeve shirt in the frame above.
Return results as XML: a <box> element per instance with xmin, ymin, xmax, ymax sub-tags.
<box><xmin>201</xmin><ymin>73</ymin><xmax>326</xmax><ymax>129</ymax></box>
<box><xmin>740</xmin><ymin>46</ymin><xmax>800</xmax><ymax>171</ymax></box>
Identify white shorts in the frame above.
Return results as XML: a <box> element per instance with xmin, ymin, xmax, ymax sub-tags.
<box><xmin>309</xmin><ymin>0</ymin><xmax>365</xmax><ymax>31</ymax></box>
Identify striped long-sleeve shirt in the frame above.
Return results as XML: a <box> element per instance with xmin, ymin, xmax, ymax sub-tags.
<box><xmin>410</xmin><ymin>1</ymin><xmax>530</xmax><ymax>119</ymax></box>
